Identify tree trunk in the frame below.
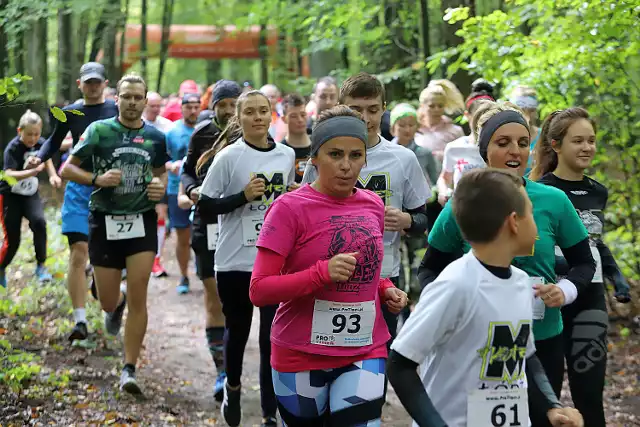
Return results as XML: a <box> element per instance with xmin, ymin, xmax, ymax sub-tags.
<box><xmin>440</xmin><ymin>0</ymin><xmax>474</xmax><ymax>96</ymax></box>
<box><xmin>259</xmin><ymin>24</ymin><xmax>269</xmax><ymax>85</ymax></box>
<box><xmin>418</xmin><ymin>0</ymin><xmax>430</xmax><ymax>87</ymax></box>
<box><xmin>206</xmin><ymin>61</ymin><xmax>221</xmax><ymax>85</ymax></box>
<box><xmin>24</xmin><ymin>17</ymin><xmax>50</xmax><ymax>134</ymax></box>
<box><xmin>140</xmin><ymin>0</ymin><xmax>148</xmax><ymax>82</ymax></box>
<box><xmin>89</xmin><ymin>7</ymin><xmax>109</xmax><ymax>62</ymax></box>
<box><xmin>76</xmin><ymin>10</ymin><xmax>90</xmax><ymax>67</ymax></box>
<box><xmin>57</xmin><ymin>6</ymin><xmax>74</xmax><ymax>103</ymax></box>
<box><xmin>118</xmin><ymin>0</ymin><xmax>130</xmax><ymax>77</ymax></box>
<box><xmin>157</xmin><ymin>0</ymin><xmax>175</xmax><ymax>92</ymax></box>
<box><xmin>27</xmin><ymin>17</ymin><xmax>48</xmax><ymax>100</ymax></box>
<box><xmin>0</xmin><ymin>0</ymin><xmax>8</xmax><ymax>78</ymax></box>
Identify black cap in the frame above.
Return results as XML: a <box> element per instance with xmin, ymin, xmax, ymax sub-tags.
<box><xmin>79</xmin><ymin>62</ymin><xmax>106</xmax><ymax>82</ymax></box>
<box><xmin>213</xmin><ymin>80</ymin><xmax>242</xmax><ymax>107</ymax></box>
<box><xmin>182</xmin><ymin>93</ymin><xmax>201</xmax><ymax>105</ymax></box>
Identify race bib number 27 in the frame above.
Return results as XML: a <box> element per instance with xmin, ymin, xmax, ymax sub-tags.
<box><xmin>105</xmin><ymin>214</ymin><xmax>145</xmax><ymax>240</ymax></box>
<box><xmin>467</xmin><ymin>388</ymin><xmax>528</xmax><ymax>427</ymax></box>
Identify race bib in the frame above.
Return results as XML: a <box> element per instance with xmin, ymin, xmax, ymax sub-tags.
<box><xmin>11</xmin><ymin>177</ymin><xmax>38</xmax><ymax>196</ymax></box>
<box><xmin>530</xmin><ymin>277</ymin><xmax>545</xmax><ymax>320</ymax></box>
<box><xmin>105</xmin><ymin>214</ymin><xmax>145</xmax><ymax>240</ymax></box>
<box><xmin>590</xmin><ymin>243</ymin><xmax>603</xmax><ymax>283</ymax></box>
<box><xmin>467</xmin><ymin>388</ymin><xmax>528</xmax><ymax>427</ymax></box>
<box><xmin>381</xmin><ymin>246</ymin><xmax>395</xmax><ymax>278</ymax></box>
<box><xmin>311</xmin><ymin>300</ymin><xmax>375</xmax><ymax>347</ymax></box>
<box><xmin>241</xmin><ymin>215</ymin><xmax>263</xmax><ymax>247</ymax></box>
<box><xmin>207</xmin><ymin>223</ymin><xmax>219</xmax><ymax>251</ymax></box>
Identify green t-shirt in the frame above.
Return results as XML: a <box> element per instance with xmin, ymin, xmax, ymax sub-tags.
<box><xmin>428</xmin><ymin>178</ymin><xmax>588</xmax><ymax>340</ymax></box>
<box><xmin>72</xmin><ymin>118</ymin><xmax>169</xmax><ymax>214</ymax></box>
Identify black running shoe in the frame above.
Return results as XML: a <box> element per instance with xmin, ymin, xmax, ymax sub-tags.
<box><xmin>68</xmin><ymin>322</ymin><xmax>88</xmax><ymax>343</ymax></box>
<box><xmin>221</xmin><ymin>378</ymin><xmax>242</xmax><ymax>426</ymax></box>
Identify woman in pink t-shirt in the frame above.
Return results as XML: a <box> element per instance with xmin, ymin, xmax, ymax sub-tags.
<box><xmin>250</xmin><ymin>106</ymin><xmax>407</xmax><ymax>427</ymax></box>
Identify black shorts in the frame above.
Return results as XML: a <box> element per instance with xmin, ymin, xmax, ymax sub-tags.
<box><xmin>88</xmin><ymin>210</ymin><xmax>158</xmax><ymax>269</ymax></box>
<box><xmin>192</xmin><ymin>231</ymin><xmax>215</xmax><ymax>280</ymax></box>
<box><xmin>64</xmin><ymin>232</ymin><xmax>88</xmax><ymax>246</ymax></box>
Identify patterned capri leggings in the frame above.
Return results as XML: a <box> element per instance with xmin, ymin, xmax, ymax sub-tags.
<box><xmin>272</xmin><ymin>358</ymin><xmax>386</xmax><ymax>427</ymax></box>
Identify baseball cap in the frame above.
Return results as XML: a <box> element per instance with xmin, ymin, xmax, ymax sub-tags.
<box><xmin>79</xmin><ymin>62</ymin><xmax>106</xmax><ymax>82</ymax></box>
<box><xmin>182</xmin><ymin>93</ymin><xmax>201</xmax><ymax>105</ymax></box>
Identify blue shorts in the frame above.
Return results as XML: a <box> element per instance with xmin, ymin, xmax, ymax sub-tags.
<box><xmin>167</xmin><ymin>194</ymin><xmax>192</xmax><ymax>229</ymax></box>
<box><xmin>61</xmin><ymin>181</ymin><xmax>92</xmax><ymax>236</ymax></box>
<box><xmin>272</xmin><ymin>358</ymin><xmax>385</xmax><ymax>426</ymax></box>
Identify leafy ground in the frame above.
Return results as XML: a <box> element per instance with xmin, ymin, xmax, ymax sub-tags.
<box><xmin>1</xmin><ymin>192</ymin><xmax>639</xmax><ymax>426</ymax></box>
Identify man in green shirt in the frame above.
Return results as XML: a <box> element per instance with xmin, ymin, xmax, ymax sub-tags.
<box><xmin>61</xmin><ymin>74</ymin><xmax>168</xmax><ymax>395</ymax></box>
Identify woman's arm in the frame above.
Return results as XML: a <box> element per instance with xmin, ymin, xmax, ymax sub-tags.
<box><xmin>597</xmin><ymin>240</ymin><xmax>631</xmax><ymax>302</ymax></box>
<box><xmin>436</xmin><ymin>171</ymin><xmax>453</xmax><ymax>197</ymax></box>
<box><xmin>250</xmin><ymin>247</ymin><xmax>331</xmax><ymax>306</ymax></box>
<box><xmin>558</xmin><ymin>237</ymin><xmax>596</xmax><ymax>305</ymax></box>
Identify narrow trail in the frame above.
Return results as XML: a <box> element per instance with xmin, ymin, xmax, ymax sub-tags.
<box><xmin>140</xmin><ymin>236</ymin><xmax>413</xmax><ymax>426</ymax></box>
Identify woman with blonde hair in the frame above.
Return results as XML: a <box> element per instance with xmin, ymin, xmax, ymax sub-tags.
<box><xmin>414</xmin><ymin>79</ymin><xmax>465</xmax><ymax>164</ymax></box>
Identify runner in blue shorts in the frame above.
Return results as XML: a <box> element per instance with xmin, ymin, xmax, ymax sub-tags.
<box><xmin>27</xmin><ymin>62</ymin><xmax>118</xmax><ymax>343</ymax></box>
<box><xmin>166</xmin><ymin>94</ymin><xmax>200</xmax><ymax>293</ymax></box>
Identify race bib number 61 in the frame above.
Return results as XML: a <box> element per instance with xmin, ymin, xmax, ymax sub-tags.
<box><xmin>467</xmin><ymin>388</ymin><xmax>528</xmax><ymax>427</ymax></box>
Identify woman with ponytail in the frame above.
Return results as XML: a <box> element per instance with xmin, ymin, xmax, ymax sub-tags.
<box><xmin>534</xmin><ymin>107</ymin><xmax>631</xmax><ymax>427</ymax></box>
<box><xmin>198</xmin><ymin>90</ymin><xmax>296</xmax><ymax>427</ymax></box>
<box><xmin>417</xmin><ymin>100</ymin><xmax>596</xmax><ymax>427</ymax></box>
<box><xmin>414</xmin><ymin>80</ymin><xmax>465</xmax><ymax>164</ymax></box>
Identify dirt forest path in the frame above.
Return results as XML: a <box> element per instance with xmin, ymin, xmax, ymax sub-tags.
<box><xmin>142</xmin><ymin>235</ymin><xmax>413</xmax><ymax>426</ymax></box>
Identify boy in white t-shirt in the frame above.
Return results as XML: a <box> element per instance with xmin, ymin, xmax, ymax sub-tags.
<box><xmin>388</xmin><ymin>169</ymin><xmax>583</xmax><ymax>427</ymax></box>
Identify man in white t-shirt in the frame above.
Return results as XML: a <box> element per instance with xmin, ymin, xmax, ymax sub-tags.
<box><xmin>302</xmin><ymin>73</ymin><xmax>431</xmax><ymax>354</ymax></box>
<box><xmin>143</xmin><ymin>91</ymin><xmax>174</xmax><ymax>277</ymax></box>
<box><xmin>144</xmin><ymin>92</ymin><xmax>175</xmax><ymax>134</ymax></box>
<box><xmin>388</xmin><ymin>169</ymin><xmax>583</xmax><ymax>427</ymax></box>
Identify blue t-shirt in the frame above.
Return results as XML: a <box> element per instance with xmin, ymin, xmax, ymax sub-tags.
<box><xmin>166</xmin><ymin>121</ymin><xmax>195</xmax><ymax>195</ymax></box>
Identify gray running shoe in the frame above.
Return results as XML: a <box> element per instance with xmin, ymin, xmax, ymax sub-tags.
<box><xmin>120</xmin><ymin>368</ymin><xmax>142</xmax><ymax>395</ymax></box>
<box><xmin>104</xmin><ymin>291</ymin><xmax>127</xmax><ymax>335</ymax></box>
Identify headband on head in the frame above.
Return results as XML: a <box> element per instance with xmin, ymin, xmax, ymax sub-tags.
<box><xmin>311</xmin><ymin>116</ymin><xmax>368</xmax><ymax>156</ymax></box>
<box><xmin>465</xmin><ymin>94</ymin><xmax>494</xmax><ymax>109</ymax></box>
<box><xmin>511</xmin><ymin>95</ymin><xmax>538</xmax><ymax>110</ymax></box>
<box><xmin>478</xmin><ymin>110</ymin><xmax>530</xmax><ymax>162</ymax></box>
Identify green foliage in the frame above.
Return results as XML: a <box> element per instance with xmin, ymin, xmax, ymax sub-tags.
<box><xmin>0</xmin><ymin>74</ymin><xmax>32</xmax><ymax>102</ymax></box>
<box><xmin>432</xmin><ymin>0</ymin><xmax>640</xmax><ymax>285</ymax></box>
<box><xmin>0</xmin><ymin>339</ymin><xmax>42</xmax><ymax>392</ymax></box>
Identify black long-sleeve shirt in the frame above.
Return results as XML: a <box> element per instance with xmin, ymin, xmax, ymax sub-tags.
<box><xmin>37</xmin><ymin>100</ymin><xmax>118</xmax><ymax>162</ymax></box>
<box><xmin>539</xmin><ymin>172</ymin><xmax>631</xmax><ymax>301</ymax></box>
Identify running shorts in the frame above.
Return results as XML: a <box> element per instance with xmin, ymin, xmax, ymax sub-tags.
<box><xmin>61</xmin><ymin>181</ymin><xmax>92</xmax><ymax>237</ymax></box>
<box><xmin>88</xmin><ymin>210</ymin><xmax>158</xmax><ymax>269</ymax></box>
<box><xmin>167</xmin><ymin>194</ymin><xmax>192</xmax><ymax>229</ymax></box>
<box><xmin>192</xmin><ymin>230</ymin><xmax>215</xmax><ymax>280</ymax></box>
